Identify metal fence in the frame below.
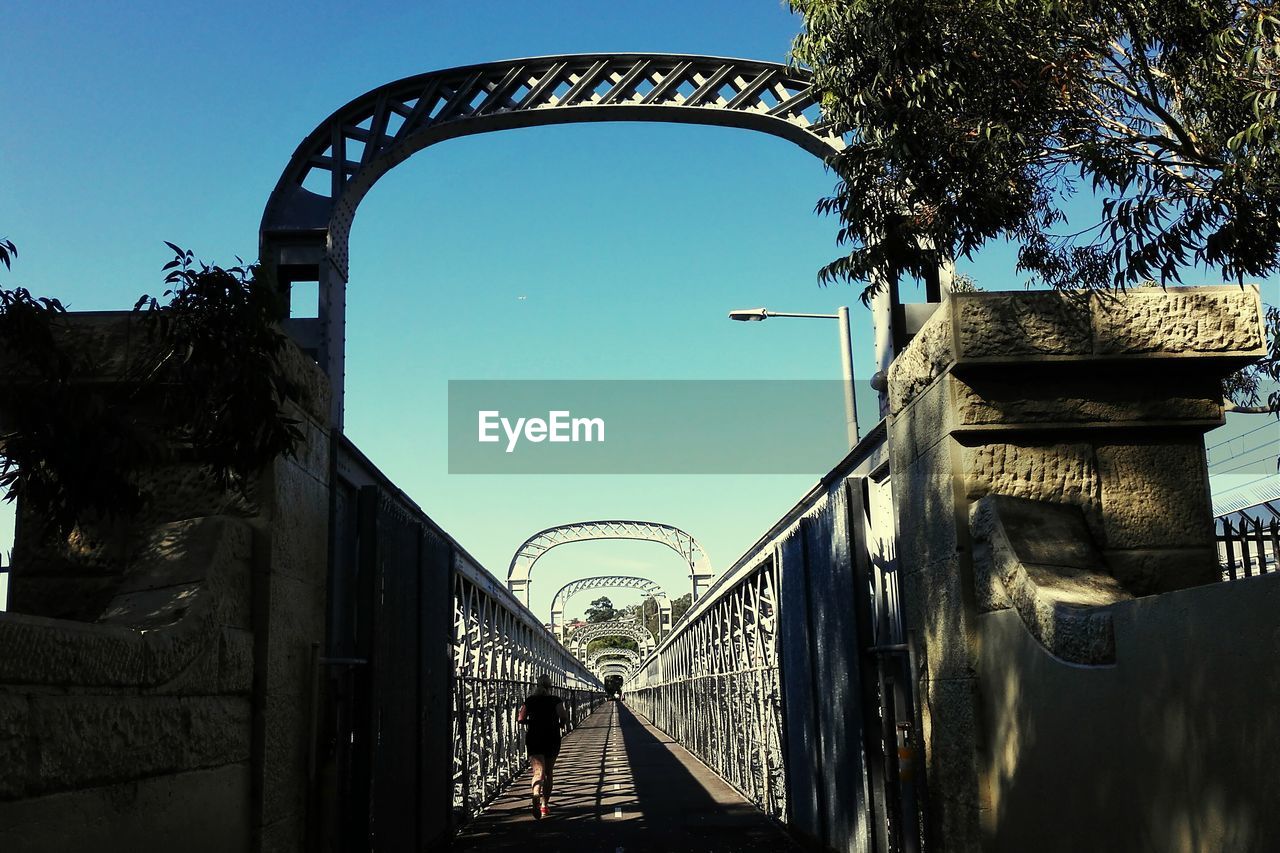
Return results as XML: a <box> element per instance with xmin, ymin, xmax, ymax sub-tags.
<box><xmin>1218</xmin><ymin>516</ymin><xmax>1279</xmax><ymax>580</ymax></box>
<box><xmin>627</xmin><ymin>556</ymin><xmax>788</xmax><ymax>820</ymax></box>
<box><xmin>451</xmin><ymin>559</ymin><xmax>603</xmax><ymax>816</ymax></box>
<box><xmin>325</xmin><ymin>437</ymin><xmax>604</xmax><ymax>850</ymax></box>
<box><xmin>627</xmin><ymin>425</ymin><xmax>923</xmax><ymax>853</ymax></box>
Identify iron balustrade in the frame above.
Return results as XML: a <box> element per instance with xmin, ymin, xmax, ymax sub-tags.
<box><xmin>627</xmin><ymin>557</ymin><xmax>787</xmax><ymax>820</ymax></box>
<box><xmin>1218</xmin><ymin>515</ymin><xmax>1280</xmax><ymax>580</ymax></box>
<box><xmin>327</xmin><ymin>436</ymin><xmax>604</xmax><ymax>849</ymax></box>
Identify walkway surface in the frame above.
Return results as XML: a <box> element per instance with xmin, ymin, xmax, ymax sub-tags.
<box><xmin>452</xmin><ymin>701</ymin><xmax>802</xmax><ymax>852</ymax></box>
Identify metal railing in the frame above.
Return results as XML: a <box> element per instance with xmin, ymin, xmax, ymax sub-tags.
<box><xmin>1218</xmin><ymin>516</ymin><xmax>1279</xmax><ymax>580</ymax></box>
<box><xmin>327</xmin><ymin>436</ymin><xmax>605</xmax><ymax>848</ymax></box>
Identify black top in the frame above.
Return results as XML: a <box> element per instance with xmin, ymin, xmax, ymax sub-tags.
<box><xmin>522</xmin><ymin>694</ymin><xmax>564</xmax><ymax>747</ymax></box>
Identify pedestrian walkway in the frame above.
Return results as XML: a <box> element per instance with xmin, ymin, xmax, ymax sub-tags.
<box><xmin>452</xmin><ymin>701</ymin><xmax>801</xmax><ymax>852</ymax></box>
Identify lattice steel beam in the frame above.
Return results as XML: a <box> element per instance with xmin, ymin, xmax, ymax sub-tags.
<box><xmin>549</xmin><ymin>575</ymin><xmax>672</xmax><ymax>641</ymax></box>
<box><xmin>508</xmin><ymin>520</ymin><xmax>713</xmax><ymax>607</ymax></box>
<box><xmin>567</xmin><ymin>619</ymin><xmax>656</xmax><ymax>659</ymax></box>
<box><xmin>586</xmin><ymin>647</ymin><xmax>642</xmax><ymax>670</ymax></box>
<box><xmin>260</xmin><ymin>54</ymin><xmax>844</xmax><ymax>428</ymax></box>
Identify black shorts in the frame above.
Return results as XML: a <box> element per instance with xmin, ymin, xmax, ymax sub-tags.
<box><xmin>526</xmin><ymin>735</ymin><xmax>561</xmax><ymax>761</ymax></box>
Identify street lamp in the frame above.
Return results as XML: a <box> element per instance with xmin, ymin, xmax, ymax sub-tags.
<box><xmin>728</xmin><ymin>306</ymin><xmax>860</xmax><ymax>447</ymax></box>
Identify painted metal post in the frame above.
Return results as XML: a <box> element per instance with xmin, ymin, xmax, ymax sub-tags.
<box><xmin>837</xmin><ymin>305</ymin><xmax>860</xmax><ymax>447</ymax></box>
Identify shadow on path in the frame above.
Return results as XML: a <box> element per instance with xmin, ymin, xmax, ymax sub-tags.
<box><xmin>451</xmin><ymin>701</ymin><xmax>799</xmax><ymax>852</ymax></box>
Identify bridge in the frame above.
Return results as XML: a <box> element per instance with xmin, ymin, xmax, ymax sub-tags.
<box><xmin>0</xmin><ymin>52</ymin><xmax>1277</xmax><ymax>853</ymax></box>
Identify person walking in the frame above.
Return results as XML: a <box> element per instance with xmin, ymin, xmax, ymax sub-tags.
<box><xmin>518</xmin><ymin>674</ymin><xmax>570</xmax><ymax>818</ymax></box>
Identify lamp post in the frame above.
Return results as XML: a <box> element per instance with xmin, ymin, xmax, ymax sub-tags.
<box><xmin>728</xmin><ymin>306</ymin><xmax>860</xmax><ymax>447</ymax></box>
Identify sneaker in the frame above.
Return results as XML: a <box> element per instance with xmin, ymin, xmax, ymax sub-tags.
<box><xmin>539</xmin><ymin>804</ymin><xmax>550</xmax><ymax>817</ymax></box>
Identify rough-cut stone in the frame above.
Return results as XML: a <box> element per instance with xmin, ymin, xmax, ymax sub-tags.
<box><xmin>962</xmin><ymin>443</ymin><xmax>1102</xmax><ymax>536</ymax></box>
<box><xmin>888</xmin><ymin>302</ymin><xmax>955</xmax><ymax>414</ymax></box>
<box><xmin>29</xmin><ymin>695</ymin><xmax>250</xmax><ymax>795</ymax></box>
<box><xmin>0</xmin><ymin>695</ymin><xmax>31</xmax><ymax>798</ymax></box>
<box><xmin>970</xmin><ymin>495</ymin><xmax>1131</xmax><ymax>664</ymax></box>
<box><xmin>1096</xmin><ymin>442</ymin><xmax>1214</xmax><ymax>550</ymax></box>
<box><xmin>952</xmin><ymin>372</ymin><xmax>1224</xmax><ymax>428</ymax></box>
<box><xmin>955</xmin><ymin>291</ymin><xmax>1093</xmax><ymax>359</ymax></box>
<box><xmin>1103</xmin><ymin>546</ymin><xmax>1220</xmax><ymax>596</ymax></box>
<box><xmin>1092</xmin><ymin>288</ymin><xmax>1265</xmax><ymax>355</ymax></box>
<box><xmin>0</xmin><ymin>763</ymin><xmax>252</xmax><ymax>853</ymax></box>
<box><xmin>218</xmin><ymin>627</ymin><xmax>254</xmax><ymax>695</ymax></box>
<box><xmin>888</xmin><ymin>373</ymin><xmax>955</xmax><ymax>464</ymax></box>
<box><xmin>920</xmin><ymin>677</ymin><xmax>985</xmax><ymax>853</ymax></box>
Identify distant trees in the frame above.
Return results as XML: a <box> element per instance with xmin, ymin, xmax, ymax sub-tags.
<box><xmin>584</xmin><ymin>596</ymin><xmax>619</xmax><ymax>622</ymax></box>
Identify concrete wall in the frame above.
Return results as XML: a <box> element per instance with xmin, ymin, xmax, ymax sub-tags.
<box><xmin>886</xmin><ymin>287</ymin><xmax>1276</xmax><ymax>851</ymax></box>
<box><xmin>0</xmin><ymin>316</ymin><xmax>330</xmax><ymax>853</ymax></box>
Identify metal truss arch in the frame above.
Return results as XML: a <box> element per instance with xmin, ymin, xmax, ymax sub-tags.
<box><xmin>508</xmin><ymin>520</ymin><xmax>714</xmax><ymax>607</ymax></box>
<box><xmin>260</xmin><ymin>55</ymin><xmax>842</xmax><ymax>428</ymax></box>
<box><xmin>567</xmin><ymin>619</ymin><xmax>656</xmax><ymax>659</ymax></box>
<box><xmin>264</xmin><ymin>54</ymin><xmax>840</xmax><ymax>239</ymax></box>
<box><xmin>586</xmin><ymin>647</ymin><xmax>642</xmax><ymax>670</ymax></box>
<box><xmin>549</xmin><ymin>575</ymin><xmax>672</xmax><ymax>641</ymax></box>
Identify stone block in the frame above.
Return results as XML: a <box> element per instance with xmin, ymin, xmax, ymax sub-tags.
<box><xmin>954</xmin><ymin>291</ymin><xmax>1093</xmax><ymax>360</ymax></box>
<box><xmin>961</xmin><ymin>443</ymin><xmax>1102</xmax><ymax>539</ymax></box>
<box><xmin>951</xmin><ymin>371</ymin><xmax>1224</xmax><ymax>429</ymax></box>
<box><xmin>888</xmin><ymin>375</ymin><xmax>956</xmax><ymax>464</ymax></box>
<box><xmin>0</xmin><ymin>614</ymin><xmax>148</xmax><ymax>687</ymax></box>
<box><xmin>892</xmin><ymin>439</ymin><xmax>963</xmax><ymax>562</ymax></box>
<box><xmin>970</xmin><ymin>495</ymin><xmax>1130</xmax><ymax>664</ymax></box>
<box><xmin>1096</xmin><ymin>442</ymin><xmax>1214</xmax><ymax>551</ymax></box>
<box><xmin>29</xmin><ymin>695</ymin><xmax>251</xmax><ymax>795</ymax></box>
<box><xmin>1104</xmin><ymin>546</ymin><xmax>1220</xmax><ymax>596</ymax></box>
<box><xmin>258</xmin><ymin>812</ymin><xmax>304</xmax><ymax>853</ymax></box>
<box><xmin>261</xmin><ymin>693</ymin><xmax>310</xmax><ymax>826</ymax></box>
<box><xmin>283</xmin><ymin>408</ymin><xmax>330</xmax><ymax>482</ymax></box>
<box><xmin>901</xmin><ymin>556</ymin><xmax>978</xmax><ymax>681</ymax></box>
<box><xmin>0</xmin><ymin>694</ymin><xmax>31</xmax><ymax>798</ymax></box>
<box><xmin>888</xmin><ymin>301</ymin><xmax>956</xmax><ymax>413</ymax></box>
<box><xmin>118</xmin><ymin>516</ymin><xmax>252</xmax><ymax>595</ymax></box>
<box><xmin>1092</xmin><ymin>287</ymin><xmax>1265</xmax><ymax>356</ymax></box>
<box><xmin>218</xmin><ymin>627</ymin><xmax>255</xmax><ymax>695</ymax></box>
<box><xmin>0</xmin><ymin>763</ymin><xmax>252</xmax><ymax>853</ymax></box>
<box><xmin>276</xmin><ymin>341</ymin><xmax>332</xmax><ymax>424</ymax></box>
<box><xmin>920</xmin><ymin>677</ymin><xmax>985</xmax><ymax>852</ymax></box>
<box><xmin>266</xmin><ymin>459</ymin><xmax>330</xmax><ymax>586</ymax></box>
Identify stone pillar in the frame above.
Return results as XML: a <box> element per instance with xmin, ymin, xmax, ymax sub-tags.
<box><xmin>885</xmin><ymin>287</ymin><xmax>1266</xmax><ymax>850</ymax></box>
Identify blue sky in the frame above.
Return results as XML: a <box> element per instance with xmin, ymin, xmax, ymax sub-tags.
<box><xmin>1</xmin><ymin>1</ymin><xmax>1275</xmax><ymax>616</ymax></box>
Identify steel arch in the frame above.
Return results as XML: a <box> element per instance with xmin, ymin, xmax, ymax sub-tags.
<box><xmin>508</xmin><ymin>520</ymin><xmax>714</xmax><ymax>607</ymax></box>
<box><xmin>259</xmin><ymin>54</ymin><xmax>843</xmax><ymax>428</ymax></box>
<box><xmin>586</xmin><ymin>647</ymin><xmax>642</xmax><ymax>670</ymax></box>
<box><xmin>550</xmin><ymin>575</ymin><xmax>672</xmax><ymax>641</ymax></box>
<box><xmin>568</xmin><ymin>620</ymin><xmax>656</xmax><ymax>658</ymax></box>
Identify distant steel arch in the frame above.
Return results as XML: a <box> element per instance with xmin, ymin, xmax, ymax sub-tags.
<box><xmin>568</xmin><ymin>620</ymin><xmax>656</xmax><ymax>659</ymax></box>
<box><xmin>259</xmin><ymin>54</ymin><xmax>844</xmax><ymax>428</ymax></box>
<box><xmin>586</xmin><ymin>647</ymin><xmax>642</xmax><ymax>670</ymax></box>
<box><xmin>508</xmin><ymin>520</ymin><xmax>713</xmax><ymax>608</ymax></box>
<box><xmin>550</xmin><ymin>576</ymin><xmax>672</xmax><ymax>641</ymax></box>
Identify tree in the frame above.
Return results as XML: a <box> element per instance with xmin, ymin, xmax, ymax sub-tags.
<box><xmin>584</xmin><ymin>596</ymin><xmax>619</xmax><ymax>622</ymax></box>
<box><xmin>604</xmin><ymin>674</ymin><xmax>624</xmax><ymax>696</ymax></box>
<box><xmin>789</xmin><ymin>0</ymin><xmax>1279</xmax><ymax>413</ymax></box>
<box><xmin>671</xmin><ymin>593</ymin><xmax>693</xmax><ymax>624</ymax></box>
<box><xmin>0</xmin><ymin>240</ymin><xmax>303</xmax><ymax>537</ymax></box>
<box><xmin>585</xmin><ymin>636</ymin><xmax>638</xmax><ymax>655</ymax></box>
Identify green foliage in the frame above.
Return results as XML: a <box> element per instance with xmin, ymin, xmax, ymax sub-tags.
<box><xmin>585</xmin><ymin>636</ymin><xmax>638</xmax><ymax>655</ymax></box>
<box><xmin>135</xmin><ymin>244</ymin><xmax>302</xmax><ymax>490</ymax></box>
<box><xmin>789</xmin><ymin>0</ymin><xmax>1280</xmax><ymax>295</ymax></box>
<box><xmin>603</xmin><ymin>674</ymin><xmax>624</xmax><ymax>695</ymax></box>
<box><xmin>584</xmin><ymin>595</ymin><xmax>619</xmax><ymax>623</ymax></box>
<box><xmin>671</xmin><ymin>593</ymin><xmax>692</xmax><ymax>624</ymax></box>
<box><xmin>0</xmin><ymin>240</ymin><xmax>303</xmax><ymax>538</ymax></box>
